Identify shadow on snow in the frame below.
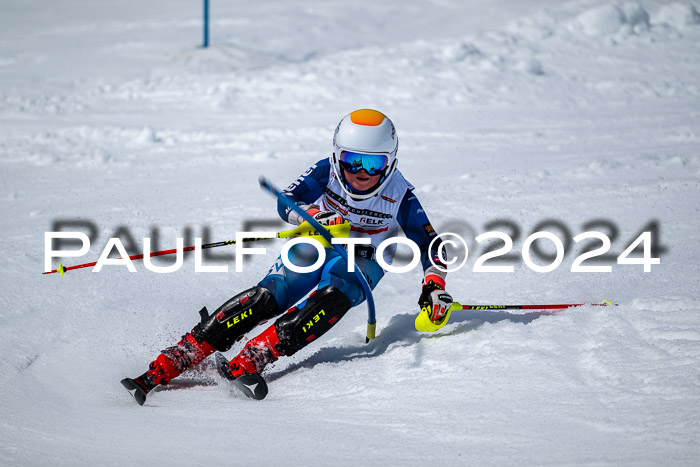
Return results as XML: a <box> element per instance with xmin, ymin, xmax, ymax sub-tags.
<box><xmin>155</xmin><ymin>308</ymin><xmax>560</xmax><ymax>391</ymax></box>
<box><xmin>266</xmin><ymin>308</ymin><xmax>560</xmax><ymax>382</ymax></box>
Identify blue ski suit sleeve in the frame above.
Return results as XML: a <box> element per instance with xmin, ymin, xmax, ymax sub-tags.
<box><xmin>277</xmin><ymin>159</ymin><xmax>332</xmax><ymax>222</ymax></box>
<box><xmin>396</xmin><ymin>190</ymin><xmax>445</xmax><ymax>273</ymax></box>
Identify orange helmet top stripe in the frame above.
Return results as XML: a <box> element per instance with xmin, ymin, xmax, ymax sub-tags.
<box><xmin>349</xmin><ymin>109</ymin><xmax>386</xmax><ymax>126</ymax></box>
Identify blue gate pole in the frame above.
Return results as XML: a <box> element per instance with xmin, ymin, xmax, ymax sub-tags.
<box><xmin>259</xmin><ymin>177</ymin><xmax>378</xmax><ymax>343</ymax></box>
<box><xmin>203</xmin><ymin>0</ymin><xmax>209</xmax><ymax>48</ymax></box>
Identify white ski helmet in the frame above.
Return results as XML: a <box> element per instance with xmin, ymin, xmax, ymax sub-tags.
<box><xmin>331</xmin><ymin>109</ymin><xmax>399</xmax><ymax>200</ymax></box>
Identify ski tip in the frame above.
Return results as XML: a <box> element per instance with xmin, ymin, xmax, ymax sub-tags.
<box><xmin>215</xmin><ymin>353</ymin><xmax>268</xmax><ymax>400</ymax></box>
<box><xmin>233</xmin><ymin>373</ymin><xmax>269</xmax><ymax>400</ymax></box>
<box><xmin>121</xmin><ymin>378</ymin><xmax>147</xmax><ymax>406</ymax></box>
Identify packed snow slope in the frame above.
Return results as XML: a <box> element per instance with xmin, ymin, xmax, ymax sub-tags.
<box><xmin>1</xmin><ymin>0</ymin><xmax>700</xmax><ymax>465</ymax></box>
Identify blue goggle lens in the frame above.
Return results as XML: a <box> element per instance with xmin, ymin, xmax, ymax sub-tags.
<box><xmin>338</xmin><ymin>151</ymin><xmax>389</xmax><ymax>176</ymax></box>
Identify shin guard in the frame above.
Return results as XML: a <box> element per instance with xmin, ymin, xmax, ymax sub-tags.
<box><xmin>194</xmin><ymin>286</ymin><xmax>279</xmax><ymax>352</ymax></box>
<box><xmin>274</xmin><ymin>286</ymin><xmax>352</xmax><ymax>356</ymax></box>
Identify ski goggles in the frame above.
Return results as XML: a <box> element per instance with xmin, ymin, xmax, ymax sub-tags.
<box><xmin>338</xmin><ymin>151</ymin><xmax>389</xmax><ymax>176</ymax></box>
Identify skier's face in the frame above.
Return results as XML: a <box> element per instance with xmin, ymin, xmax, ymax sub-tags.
<box><xmin>344</xmin><ymin>169</ymin><xmax>381</xmax><ymax>192</ymax></box>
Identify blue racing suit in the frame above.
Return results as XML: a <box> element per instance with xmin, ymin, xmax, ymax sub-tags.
<box><xmin>258</xmin><ymin>158</ymin><xmax>444</xmax><ymax>312</ymax></box>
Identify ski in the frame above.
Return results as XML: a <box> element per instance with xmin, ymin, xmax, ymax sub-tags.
<box><xmin>215</xmin><ymin>352</ymin><xmax>268</xmax><ymax>400</ymax></box>
<box><xmin>120</xmin><ymin>377</ymin><xmax>149</xmax><ymax>406</ymax></box>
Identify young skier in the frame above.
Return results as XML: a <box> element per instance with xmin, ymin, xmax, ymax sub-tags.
<box><xmin>121</xmin><ymin>109</ymin><xmax>453</xmax><ymax>404</ymax></box>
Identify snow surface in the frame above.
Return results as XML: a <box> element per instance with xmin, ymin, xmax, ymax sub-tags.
<box><xmin>2</xmin><ymin>0</ymin><xmax>700</xmax><ymax>465</ymax></box>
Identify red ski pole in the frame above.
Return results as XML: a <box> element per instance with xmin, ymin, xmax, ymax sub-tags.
<box><xmin>454</xmin><ymin>302</ymin><xmax>615</xmax><ymax>311</ymax></box>
<box><xmin>44</xmin><ymin>222</ymin><xmax>350</xmax><ymax>277</ymax></box>
<box><xmin>415</xmin><ymin>300</ymin><xmax>616</xmax><ymax>332</ymax></box>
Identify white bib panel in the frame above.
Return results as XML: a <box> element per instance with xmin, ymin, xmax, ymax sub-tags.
<box><xmin>314</xmin><ymin>170</ymin><xmax>413</xmax><ymax>267</ymax></box>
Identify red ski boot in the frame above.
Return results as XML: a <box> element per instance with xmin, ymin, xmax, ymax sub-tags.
<box><xmin>219</xmin><ymin>324</ymin><xmax>282</xmax><ymax>400</ymax></box>
<box><xmin>121</xmin><ymin>333</ymin><xmax>214</xmax><ymax>406</ymax></box>
<box><xmin>218</xmin><ymin>285</ymin><xmax>353</xmax><ymax>400</ymax></box>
